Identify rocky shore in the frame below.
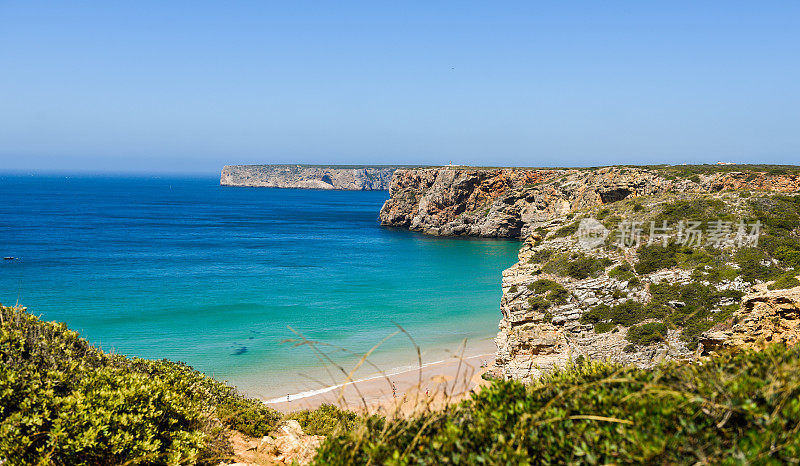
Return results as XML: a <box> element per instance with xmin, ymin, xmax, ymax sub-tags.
<box><xmin>220</xmin><ymin>164</ymin><xmax>402</xmax><ymax>190</ymax></box>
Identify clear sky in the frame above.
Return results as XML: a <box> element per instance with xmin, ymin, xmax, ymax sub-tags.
<box><xmin>1</xmin><ymin>1</ymin><xmax>798</xmax><ymax>174</ymax></box>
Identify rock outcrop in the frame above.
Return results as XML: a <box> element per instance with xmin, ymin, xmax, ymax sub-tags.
<box><xmin>221</xmin><ymin>165</ymin><xmax>401</xmax><ymax>190</ymax></box>
<box><xmin>226</xmin><ymin>420</ymin><xmax>323</xmax><ymax>465</ymax></box>
<box><xmin>699</xmin><ymin>283</ymin><xmax>800</xmax><ymax>353</ymax></box>
<box><xmin>380</xmin><ymin>166</ymin><xmax>800</xmax><ymax>238</ymax></box>
<box><xmin>494</xmin><ymin>234</ymin><xmax>695</xmax><ymax>380</ymax></box>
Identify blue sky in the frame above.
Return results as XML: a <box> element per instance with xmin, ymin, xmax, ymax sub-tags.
<box><xmin>1</xmin><ymin>1</ymin><xmax>798</xmax><ymax>174</ymax></box>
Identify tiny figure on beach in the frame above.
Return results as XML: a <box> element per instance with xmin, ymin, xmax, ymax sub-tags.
<box><xmin>392</xmin><ymin>382</ymin><xmax>397</xmax><ymax>398</ymax></box>
<box><xmin>425</xmin><ymin>387</ymin><xmax>429</xmax><ymax>397</ymax></box>
<box><xmin>286</xmin><ymin>394</ymin><xmax>290</xmax><ymax>402</ymax></box>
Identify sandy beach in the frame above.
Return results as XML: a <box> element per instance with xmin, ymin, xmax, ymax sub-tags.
<box><xmin>265</xmin><ymin>338</ymin><xmax>497</xmax><ymax>414</ymax></box>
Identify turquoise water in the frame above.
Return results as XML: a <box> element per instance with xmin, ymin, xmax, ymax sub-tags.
<box><xmin>0</xmin><ymin>176</ymin><xmax>520</xmax><ymax>398</ymax></box>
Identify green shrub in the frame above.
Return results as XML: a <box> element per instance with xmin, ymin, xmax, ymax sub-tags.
<box><xmin>580</xmin><ymin>301</ymin><xmax>669</xmax><ymax>328</ymax></box>
<box><xmin>623</xmin><ymin>343</ymin><xmax>636</xmax><ymax>353</ymax></box>
<box><xmin>626</xmin><ymin>322</ymin><xmax>669</xmax><ymax>345</ymax></box>
<box><xmin>526</xmin><ymin>278</ymin><xmax>570</xmax><ymax>304</ymax></box>
<box><xmin>635</xmin><ymin>243</ymin><xmax>678</xmax><ymax>274</ymax></box>
<box><xmin>0</xmin><ymin>305</ymin><xmax>286</xmax><ymax>464</ymax></box>
<box><xmin>553</xmin><ymin>221</ymin><xmax>579</xmax><ymax>238</ymax></box>
<box><xmin>608</xmin><ymin>262</ymin><xmax>636</xmax><ymax>281</ymax></box>
<box><xmin>546</xmin><ymin>288</ymin><xmax>570</xmax><ymax>305</ymax></box>
<box><xmin>735</xmin><ymin>247</ymin><xmax>780</xmax><ymax>283</ymax></box>
<box><xmin>527</xmin><ymin>296</ymin><xmax>550</xmax><ymax>312</ymax></box>
<box><xmin>528</xmin><ymin>248</ymin><xmax>554</xmax><ymax>265</ymax></box>
<box><xmin>286</xmin><ymin>404</ymin><xmax>359</xmax><ymax>436</ymax></box>
<box><xmin>316</xmin><ymin>345</ymin><xmax>800</xmax><ymax>465</ymax></box>
<box><xmin>543</xmin><ymin>253</ymin><xmax>613</xmax><ymax>280</ymax></box>
<box><xmin>594</xmin><ymin>322</ymin><xmax>616</xmax><ymax>334</ymax></box>
<box><xmin>507</xmin><ymin>285</ymin><xmax>518</xmax><ymax>293</ymax></box>
<box><xmin>768</xmin><ymin>272</ymin><xmax>800</xmax><ymax>290</ymax></box>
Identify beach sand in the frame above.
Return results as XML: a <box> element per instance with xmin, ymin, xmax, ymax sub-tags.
<box><xmin>266</xmin><ymin>338</ymin><xmax>497</xmax><ymax>415</ymax></box>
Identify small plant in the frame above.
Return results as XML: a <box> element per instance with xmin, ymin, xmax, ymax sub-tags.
<box><xmin>623</xmin><ymin>343</ymin><xmax>636</xmax><ymax>353</ymax></box>
<box><xmin>528</xmin><ymin>248</ymin><xmax>554</xmax><ymax>265</ymax></box>
<box><xmin>553</xmin><ymin>221</ymin><xmax>580</xmax><ymax>238</ymax></box>
<box><xmin>626</xmin><ymin>322</ymin><xmax>669</xmax><ymax>345</ymax></box>
<box><xmin>543</xmin><ymin>253</ymin><xmax>613</xmax><ymax>280</ymax></box>
<box><xmin>527</xmin><ymin>279</ymin><xmax>570</xmax><ymax>304</ymax></box>
<box><xmin>594</xmin><ymin>322</ymin><xmax>616</xmax><ymax>334</ymax></box>
<box><xmin>768</xmin><ymin>272</ymin><xmax>800</xmax><ymax>290</ymax></box>
<box><xmin>286</xmin><ymin>404</ymin><xmax>359</xmax><ymax>436</ymax></box>
<box><xmin>528</xmin><ymin>296</ymin><xmax>550</xmax><ymax>312</ymax></box>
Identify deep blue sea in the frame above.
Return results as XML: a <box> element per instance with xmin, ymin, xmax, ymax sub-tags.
<box><xmin>0</xmin><ymin>175</ymin><xmax>520</xmax><ymax>398</ymax></box>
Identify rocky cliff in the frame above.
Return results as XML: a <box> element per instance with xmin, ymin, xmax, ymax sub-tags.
<box><xmin>379</xmin><ymin>166</ymin><xmax>800</xmax><ymax>238</ymax></box>
<box><xmin>493</xmin><ymin>191</ymin><xmax>800</xmax><ymax>381</ymax></box>
<box><xmin>221</xmin><ymin>165</ymin><xmax>401</xmax><ymax>190</ymax></box>
<box><xmin>380</xmin><ymin>165</ymin><xmax>800</xmax><ymax>381</ymax></box>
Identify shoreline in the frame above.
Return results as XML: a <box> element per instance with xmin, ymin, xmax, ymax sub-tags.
<box><xmin>264</xmin><ymin>338</ymin><xmax>497</xmax><ymax>413</ymax></box>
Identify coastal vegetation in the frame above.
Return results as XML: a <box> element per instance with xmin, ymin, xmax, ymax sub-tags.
<box><xmin>0</xmin><ymin>304</ymin><xmax>355</xmax><ymax>464</ymax></box>
<box><xmin>317</xmin><ymin>344</ymin><xmax>800</xmax><ymax>464</ymax></box>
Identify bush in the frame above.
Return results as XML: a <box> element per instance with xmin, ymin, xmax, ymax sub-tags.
<box><xmin>527</xmin><ymin>248</ymin><xmax>554</xmax><ymax>265</ymax></box>
<box><xmin>0</xmin><ymin>305</ymin><xmax>285</xmax><ymax>464</ymax></box>
<box><xmin>316</xmin><ymin>345</ymin><xmax>800</xmax><ymax>465</ymax></box>
<box><xmin>768</xmin><ymin>272</ymin><xmax>800</xmax><ymax>290</ymax></box>
<box><xmin>286</xmin><ymin>404</ymin><xmax>359</xmax><ymax>436</ymax></box>
<box><xmin>527</xmin><ymin>296</ymin><xmax>550</xmax><ymax>312</ymax></box>
<box><xmin>626</xmin><ymin>322</ymin><xmax>669</xmax><ymax>345</ymax></box>
<box><xmin>553</xmin><ymin>221</ymin><xmax>579</xmax><ymax>238</ymax></box>
<box><xmin>526</xmin><ymin>279</ymin><xmax>562</xmax><ymax>294</ymax></box>
<box><xmin>526</xmin><ymin>278</ymin><xmax>570</xmax><ymax>304</ymax></box>
<box><xmin>594</xmin><ymin>322</ymin><xmax>616</xmax><ymax>334</ymax></box>
<box><xmin>735</xmin><ymin>247</ymin><xmax>779</xmax><ymax>283</ymax></box>
<box><xmin>543</xmin><ymin>253</ymin><xmax>612</xmax><ymax>280</ymax></box>
<box><xmin>635</xmin><ymin>243</ymin><xmax>678</xmax><ymax>274</ymax></box>
<box><xmin>608</xmin><ymin>262</ymin><xmax>636</xmax><ymax>281</ymax></box>
<box><xmin>580</xmin><ymin>301</ymin><xmax>669</xmax><ymax>328</ymax></box>
<box><xmin>648</xmin><ymin>282</ymin><xmax>743</xmax><ymax>347</ymax></box>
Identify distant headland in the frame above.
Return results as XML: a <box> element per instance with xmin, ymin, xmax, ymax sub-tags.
<box><xmin>220</xmin><ymin>164</ymin><xmax>413</xmax><ymax>190</ymax></box>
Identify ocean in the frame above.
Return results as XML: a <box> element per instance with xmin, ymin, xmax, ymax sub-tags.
<box><xmin>0</xmin><ymin>175</ymin><xmax>520</xmax><ymax>399</ymax></box>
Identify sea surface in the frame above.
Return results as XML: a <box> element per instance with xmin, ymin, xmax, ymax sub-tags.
<box><xmin>0</xmin><ymin>175</ymin><xmax>520</xmax><ymax>398</ymax></box>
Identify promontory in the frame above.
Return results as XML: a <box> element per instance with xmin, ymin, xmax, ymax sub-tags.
<box><xmin>220</xmin><ymin>164</ymin><xmax>406</xmax><ymax>190</ymax></box>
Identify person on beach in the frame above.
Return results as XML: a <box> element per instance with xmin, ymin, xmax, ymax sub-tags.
<box><xmin>392</xmin><ymin>382</ymin><xmax>397</xmax><ymax>398</ymax></box>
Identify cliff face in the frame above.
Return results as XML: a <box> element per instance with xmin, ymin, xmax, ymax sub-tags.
<box><xmin>221</xmin><ymin>165</ymin><xmax>399</xmax><ymax>190</ymax></box>
<box><xmin>380</xmin><ymin>166</ymin><xmax>800</xmax><ymax>238</ymax></box>
<box><xmin>493</xmin><ymin>192</ymin><xmax>800</xmax><ymax>381</ymax></box>
<box><xmin>380</xmin><ymin>165</ymin><xmax>800</xmax><ymax>382</ymax></box>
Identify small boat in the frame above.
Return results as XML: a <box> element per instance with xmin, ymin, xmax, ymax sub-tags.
<box><xmin>3</xmin><ymin>257</ymin><xmax>15</xmax><ymax>260</ymax></box>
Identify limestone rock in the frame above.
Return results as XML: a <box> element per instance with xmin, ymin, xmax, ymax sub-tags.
<box><xmin>221</xmin><ymin>165</ymin><xmax>399</xmax><ymax>190</ymax></box>
<box><xmin>699</xmin><ymin>285</ymin><xmax>800</xmax><ymax>354</ymax></box>
<box><xmin>380</xmin><ymin>166</ymin><xmax>800</xmax><ymax>238</ymax></box>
